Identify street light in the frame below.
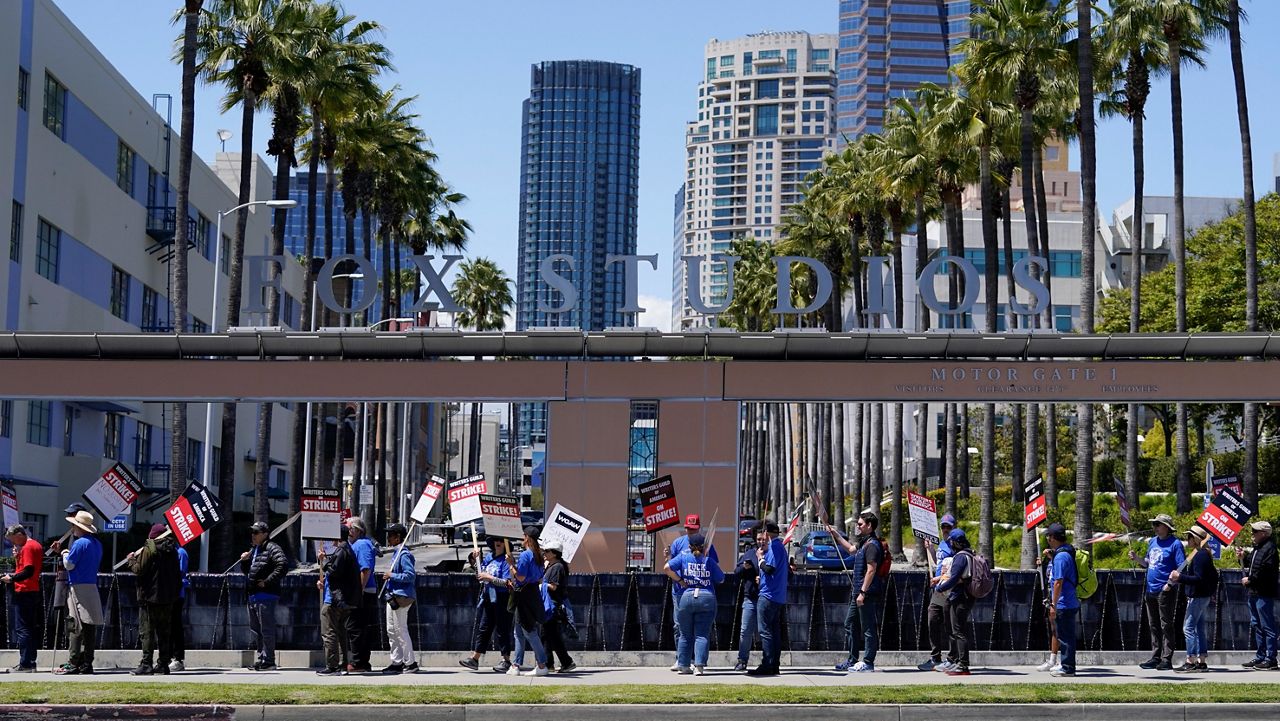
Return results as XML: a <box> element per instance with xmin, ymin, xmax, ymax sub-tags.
<box><xmin>199</xmin><ymin>198</ymin><xmax>297</xmax><ymax>570</ymax></box>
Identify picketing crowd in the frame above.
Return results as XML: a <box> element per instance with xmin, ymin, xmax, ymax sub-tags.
<box><xmin>2</xmin><ymin>505</ymin><xmax>1278</xmax><ymax>679</ymax></box>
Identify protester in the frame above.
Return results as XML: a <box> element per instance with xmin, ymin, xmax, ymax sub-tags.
<box><xmin>380</xmin><ymin>523</ymin><xmax>417</xmax><ymax>675</ymax></box>
<box><xmin>541</xmin><ymin>540</ymin><xmax>576</xmax><ymax>673</ymax></box>
<box><xmin>1046</xmin><ymin>522</ymin><xmax>1078</xmax><ymax>677</ymax></box>
<box><xmin>666</xmin><ymin>513</ymin><xmax>718</xmax><ymax>668</ymax></box>
<box><xmin>1169</xmin><ymin>525</ymin><xmax>1216</xmax><ymax>673</ymax></box>
<box><xmin>508</xmin><ymin>526</ymin><xmax>549</xmax><ymax>676</ymax></box>
<box><xmin>733</xmin><ymin>524</ymin><xmax>765</xmax><ymax>671</ymax></box>
<box><xmin>1127</xmin><ymin>514</ymin><xmax>1185</xmax><ymax>670</ymax></box>
<box><xmin>316</xmin><ymin>534</ymin><xmax>362</xmax><ymax>675</ymax></box>
<box><xmin>747</xmin><ymin>520</ymin><xmax>787</xmax><ymax>676</ymax></box>
<box><xmin>933</xmin><ymin>528</ymin><xmax>974</xmax><ymax>676</ymax></box>
<box><xmin>919</xmin><ymin>514</ymin><xmax>956</xmax><ymax>670</ymax></box>
<box><xmin>1238</xmin><ymin>520</ymin><xmax>1279</xmax><ymax>670</ymax></box>
<box><xmin>170</xmin><ymin>543</ymin><xmax>189</xmax><ymax>672</ymax></box>
<box><xmin>459</xmin><ymin>536</ymin><xmax>514</xmax><ymax>672</ymax></box>
<box><xmin>346</xmin><ymin>517</ymin><xmax>379</xmax><ymax>673</ymax></box>
<box><xmin>827</xmin><ymin>512</ymin><xmax>884</xmax><ymax>673</ymax></box>
<box><xmin>127</xmin><ymin>523</ymin><xmax>182</xmax><ymax>675</ymax></box>
<box><xmin>665</xmin><ymin>533</ymin><xmax>725</xmax><ymax>675</ymax></box>
<box><xmin>240</xmin><ymin>520</ymin><xmax>288</xmax><ymax>671</ymax></box>
<box><xmin>1036</xmin><ymin>544</ymin><xmax>1061</xmax><ymax>672</ymax></box>
<box><xmin>2</xmin><ymin>524</ymin><xmax>43</xmax><ymax>672</ymax></box>
<box><xmin>53</xmin><ymin>510</ymin><xmax>103</xmax><ymax>675</ymax></box>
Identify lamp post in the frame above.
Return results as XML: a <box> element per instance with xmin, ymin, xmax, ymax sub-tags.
<box><xmin>198</xmin><ymin>198</ymin><xmax>296</xmax><ymax>571</ymax></box>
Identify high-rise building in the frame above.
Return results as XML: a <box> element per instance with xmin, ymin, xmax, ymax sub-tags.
<box><xmin>514</xmin><ymin>60</ymin><xmax>641</xmax><ymax>448</ymax></box>
<box><xmin>836</xmin><ymin>0</ymin><xmax>972</xmax><ymax>143</ymax></box>
<box><xmin>674</xmin><ymin>31</ymin><xmax>837</xmax><ymax>330</ymax></box>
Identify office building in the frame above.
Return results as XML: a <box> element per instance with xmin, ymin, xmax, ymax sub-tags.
<box><xmin>836</xmin><ymin>0</ymin><xmax>972</xmax><ymax>143</ymax></box>
<box><xmin>514</xmin><ymin>60</ymin><xmax>641</xmax><ymax>448</ymax></box>
<box><xmin>674</xmin><ymin>31</ymin><xmax>837</xmax><ymax>330</ymax></box>
<box><xmin>1100</xmin><ymin>195</ymin><xmax>1239</xmax><ymax>296</ymax></box>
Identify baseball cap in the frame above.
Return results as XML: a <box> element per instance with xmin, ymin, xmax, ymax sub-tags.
<box><xmin>684</xmin><ymin>514</ymin><xmax>701</xmax><ymax>529</ymax></box>
<box><xmin>1252</xmin><ymin>521</ymin><xmax>1273</xmax><ymax>534</ymax></box>
<box><xmin>384</xmin><ymin>523</ymin><xmax>407</xmax><ymax>538</ymax></box>
<box><xmin>249</xmin><ymin>521</ymin><xmax>269</xmax><ymax>534</ymax></box>
<box><xmin>947</xmin><ymin>528</ymin><xmax>967</xmax><ymax>543</ymax></box>
<box><xmin>1045</xmin><ymin>522</ymin><xmax>1068</xmax><ymax>539</ymax></box>
<box><xmin>687</xmin><ymin>533</ymin><xmax>707</xmax><ymax>547</ymax></box>
<box><xmin>64</xmin><ymin>502</ymin><xmax>87</xmax><ymax>516</ymax></box>
<box><xmin>940</xmin><ymin>514</ymin><xmax>957</xmax><ymax>528</ymax></box>
<box><xmin>542</xmin><ymin>539</ymin><xmax>564</xmax><ymax>554</ymax></box>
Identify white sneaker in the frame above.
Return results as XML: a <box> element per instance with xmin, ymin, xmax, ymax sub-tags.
<box><xmin>676</xmin><ymin>666</ymin><xmax>693</xmax><ymax>675</ymax></box>
<box><xmin>168</xmin><ymin>660</ymin><xmax>185</xmax><ymax>673</ymax></box>
<box><xmin>670</xmin><ymin>662</ymin><xmax>681</xmax><ymax>672</ymax></box>
<box><xmin>934</xmin><ymin>660</ymin><xmax>955</xmax><ymax>673</ymax></box>
<box><xmin>1036</xmin><ymin>655</ymin><xmax>1059</xmax><ymax>672</ymax></box>
<box><xmin>506</xmin><ymin>664</ymin><xmax>522</xmax><ymax>676</ymax></box>
<box><xmin>521</xmin><ymin>666</ymin><xmax>549</xmax><ymax>677</ymax></box>
<box><xmin>693</xmin><ymin>666</ymin><xmax>705</xmax><ymax>676</ymax></box>
<box><xmin>851</xmin><ymin>661</ymin><xmax>875</xmax><ymax>672</ymax></box>
<box><xmin>1049</xmin><ymin>661</ymin><xmax>1063</xmax><ymax>673</ymax></box>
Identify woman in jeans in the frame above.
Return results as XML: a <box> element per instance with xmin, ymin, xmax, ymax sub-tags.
<box><xmin>1170</xmin><ymin>525</ymin><xmax>1218</xmax><ymax>673</ymax></box>
<box><xmin>507</xmin><ymin>526</ymin><xmax>549</xmax><ymax>677</ymax></box>
<box><xmin>664</xmin><ymin>533</ymin><xmax>725</xmax><ymax>675</ymax></box>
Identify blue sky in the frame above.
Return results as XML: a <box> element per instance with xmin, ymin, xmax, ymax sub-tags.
<box><xmin>55</xmin><ymin>1</ymin><xmax>1280</xmax><ymax>330</ymax></box>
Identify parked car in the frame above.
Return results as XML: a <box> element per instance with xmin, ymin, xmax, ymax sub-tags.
<box><xmin>790</xmin><ymin>530</ymin><xmax>855</xmax><ymax>571</ymax></box>
<box><xmin>738</xmin><ymin>519</ymin><xmax>759</xmax><ymax>544</ymax></box>
<box><xmin>521</xmin><ymin>510</ymin><xmax>545</xmax><ymax>529</ymax></box>
<box><xmin>458</xmin><ymin>519</ymin><xmax>486</xmax><ymax>543</ymax></box>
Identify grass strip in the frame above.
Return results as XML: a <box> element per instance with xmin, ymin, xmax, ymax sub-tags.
<box><xmin>2</xmin><ymin>683</ymin><xmax>1280</xmax><ymax>705</ymax></box>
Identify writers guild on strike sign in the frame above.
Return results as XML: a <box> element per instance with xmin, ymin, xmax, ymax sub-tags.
<box><xmin>1198</xmin><ymin>486</ymin><xmax>1254</xmax><ymax>545</ymax></box>
<box><xmin>1024</xmin><ymin>476</ymin><xmax>1047</xmax><ymax>530</ymax></box>
<box><xmin>638</xmin><ymin>475</ymin><xmax>679</xmax><ymax>534</ymax></box>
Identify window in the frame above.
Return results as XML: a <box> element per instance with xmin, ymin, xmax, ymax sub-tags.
<box><xmin>9</xmin><ymin>200</ymin><xmax>21</xmax><ymax>263</ymax></box>
<box><xmin>17</xmin><ymin>68</ymin><xmax>29</xmax><ymax>111</ymax></box>
<box><xmin>626</xmin><ymin>400</ymin><xmax>658</xmax><ymax>571</ymax></box>
<box><xmin>104</xmin><ymin>413</ymin><xmax>122</xmax><ymax>459</ymax></box>
<box><xmin>142</xmin><ymin>285</ymin><xmax>159</xmax><ymax>331</ymax></box>
<box><xmin>26</xmin><ymin>401</ymin><xmax>51</xmax><ymax>447</ymax></box>
<box><xmin>62</xmin><ymin>406</ymin><xmax>73</xmax><ymax>456</ymax></box>
<box><xmin>147</xmin><ymin>167</ymin><xmax>159</xmax><ymax>208</ymax></box>
<box><xmin>195</xmin><ymin>214</ymin><xmax>210</xmax><ymax>258</ymax></box>
<box><xmin>0</xmin><ymin>400</ymin><xmax>10</xmax><ymax>438</ymax></box>
<box><xmin>187</xmin><ymin>438</ymin><xmax>203</xmax><ymax>481</ymax></box>
<box><xmin>1054</xmin><ymin>305</ymin><xmax>1075</xmax><ymax>332</ymax></box>
<box><xmin>135</xmin><ymin>421</ymin><xmax>152</xmax><ymax>467</ymax></box>
<box><xmin>20</xmin><ymin>514</ymin><xmax>46</xmax><ymax>544</ymax></box>
<box><xmin>220</xmin><ymin>234</ymin><xmax>231</xmax><ymax>274</ymax></box>
<box><xmin>42</xmin><ymin>73</ymin><xmax>66</xmax><ymax>139</ymax></box>
<box><xmin>1045</xmin><ymin>145</ymin><xmax>1061</xmax><ymax>161</ymax></box>
<box><xmin>116</xmin><ymin>141</ymin><xmax>135</xmax><ymax>196</ymax></box>
<box><xmin>110</xmin><ymin>266</ymin><xmax>130</xmax><ymax>320</ymax></box>
<box><xmin>35</xmin><ymin>218</ymin><xmax>60</xmax><ymax>282</ymax></box>
<box><xmin>1050</xmin><ymin>250</ymin><xmax>1082</xmax><ymax>278</ymax></box>
<box><xmin>757</xmin><ymin>79</ymin><xmax>779</xmax><ymax>99</ymax></box>
<box><xmin>755</xmin><ymin>104</ymin><xmax>779</xmax><ymax>136</ymax></box>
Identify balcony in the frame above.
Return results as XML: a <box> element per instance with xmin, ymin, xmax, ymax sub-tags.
<box><xmin>144</xmin><ymin>206</ymin><xmax>197</xmax><ymax>262</ymax></box>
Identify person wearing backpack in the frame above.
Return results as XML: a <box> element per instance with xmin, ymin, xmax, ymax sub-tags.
<box><xmin>1127</xmin><ymin>514</ymin><xmax>1185</xmax><ymax>670</ymax></box>
<box><xmin>933</xmin><ymin>528</ymin><xmax>976</xmax><ymax>675</ymax></box>
<box><xmin>1045</xmin><ymin>523</ymin><xmax>1079</xmax><ymax>677</ymax></box>
<box><xmin>919</xmin><ymin>514</ymin><xmax>957</xmax><ymax>671</ymax></box>
<box><xmin>1169</xmin><ymin>525</ymin><xmax>1217</xmax><ymax>673</ymax></box>
<box><xmin>828</xmin><ymin>512</ymin><xmax>886</xmax><ymax>673</ymax></box>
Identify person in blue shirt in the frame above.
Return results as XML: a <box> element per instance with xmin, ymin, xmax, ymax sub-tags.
<box><xmin>920</xmin><ymin>514</ymin><xmax>956</xmax><ymax>670</ymax></box>
<box><xmin>733</xmin><ymin>523</ymin><xmax>765</xmax><ymax>672</ymax></box>
<box><xmin>665</xmin><ymin>533</ymin><xmax>725</xmax><ymax>675</ymax></box>
<box><xmin>379</xmin><ymin>523</ymin><xmax>417</xmax><ymax>675</ymax></box>
<box><xmin>666</xmin><ymin>514</ymin><xmax>718</xmax><ymax>668</ymax></box>
<box><xmin>346</xmin><ymin>517</ymin><xmax>378</xmax><ymax>672</ymax></box>
<box><xmin>1046</xmin><ymin>522</ymin><xmax>1079</xmax><ymax>677</ymax></box>
<box><xmin>1127</xmin><ymin>514</ymin><xmax>1185</xmax><ymax>670</ymax></box>
<box><xmin>170</xmin><ymin>544</ymin><xmax>189</xmax><ymax>672</ymax></box>
<box><xmin>240</xmin><ymin>521</ymin><xmax>288</xmax><ymax>671</ymax></box>
<box><xmin>460</xmin><ymin>536</ymin><xmax>515</xmax><ymax>673</ymax></box>
<box><xmin>53</xmin><ymin>510</ymin><xmax>104</xmax><ymax>675</ymax></box>
<box><xmin>747</xmin><ymin>520</ymin><xmax>788</xmax><ymax>676</ymax></box>
<box><xmin>933</xmin><ymin>528</ymin><xmax>974</xmax><ymax>676</ymax></box>
<box><xmin>507</xmin><ymin>526</ymin><xmax>549</xmax><ymax>677</ymax></box>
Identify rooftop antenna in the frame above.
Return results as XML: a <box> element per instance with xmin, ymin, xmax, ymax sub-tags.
<box><xmin>217</xmin><ymin>129</ymin><xmax>232</xmax><ymax>152</ymax></box>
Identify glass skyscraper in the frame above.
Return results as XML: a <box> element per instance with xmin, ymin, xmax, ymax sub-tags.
<box><xmin>515</xmin><ymin>61</ymin><xmax>641</xmax><ymax>449</ymax></box>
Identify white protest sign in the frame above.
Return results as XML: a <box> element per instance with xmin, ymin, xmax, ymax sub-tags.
<box><xmin>301</xmin><ymin>487</ymin><xmax>342</xmax><ymax>540</ymax></box>
<box><xmin>907</xmin><ymin>490</ymin><xmax>940</xmax><ymax>544</ymax></box>
<box><xmin>540</xmin><ymin>504</ymin><xmax>591</xmax><ymax>563</ymax></box>
<box><xmin>1</xmin><ymin>482</ymin><xmax>18</xmax><ymax>531</ymax></box>
<box><xmin>479</xmin><ymin>494</ymin><xmax>522</xmax><ymax>539</ymax></box>
<box><xmin>447</xmin><ymin>474</ymin><xmax>488</xmax><ymax>526</ymax></box>
<box><xmin>359</xmin><ymin>484</ymin><xmax>373</xmax><ymax>507</ymax></box>
<box><xmin>83</xmin><ymin>462</ymin><xmax>144</xmax><ymax>520</ymax></box>
<box><xmin>410</xmin><ymin>475</ymin><xmax>447</xmax><ymax>524</ymax></box>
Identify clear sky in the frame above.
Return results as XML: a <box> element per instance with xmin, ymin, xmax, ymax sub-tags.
<box><xmin>54</xmin><ymin>1</ymin><xmax>1280</xmax><ymax>331</ymax></box>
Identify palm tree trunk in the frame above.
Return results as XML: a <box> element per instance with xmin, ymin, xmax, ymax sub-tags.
<box><xmin>1046</xmin><ymin>403</ymin><xmax>1058</xmax><ymax>508</ymax></box>
<box><xmin>980</xmin><ymin>403</ymin><xmax>996</xmax><ymax>562</ymax></box>
<box><xmin>945</xmin><ymin>403</ymin><xmax>958</xmax><ymax>518</ymax></box>
<box><xmin>819</xmin><ymin>404</ymin><xmax>833</xmax><ymax>524</ymax></box>
<box><xmin>870</xmin><ymin>403</ymin><xmax>883</xmax><ymax>519</ymax></box>
<box><xmin>1018</xmin><ymin>102</ymin><xmax>1040</xmax><ymax>309</ymax></box>
<box><xmin>915</xmin><ymin>193</ymin><xmax>930</xmax><ymax>331</ymax></box>
<box><xmin>834</xmin><ymin>403</ymin><xmax>847</xmax><ymax>532</ymax></box>
<box><xmin>1076</xmin><ymin>0</ymin><xmax>1098</xmax><ymax>542</ymax></box>
<box><xmin>853</xmin><ymin>403</ymin><xmax>864</xmax><ymax>516</ymax></box>
<box><xmin>890</xmin><ymin>403</ymin><xmax>904</xmax><ymax>560</ymax></box>
<box><xmin>960</xmin><ymin>406</ymin><xmax>971</xmax><ymax>499</ymax></box>
<box><xmin>1022</xmin><ymin>401</ymin><xmax>1040</xmax><ymax>569</ymax></box>
<box><xmin>1127</xmin><ymin>76</ymin><xmax>1146</xmax><ymax>508</ymax></box>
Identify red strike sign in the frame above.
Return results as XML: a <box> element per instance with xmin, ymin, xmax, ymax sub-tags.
<box><xmin>302</xmin><ymin>497</ymin><xmax>340</xmax><ymax>512</ymax></box>
<box><xmin>1197</xmin><ymin>486</ymin><xmax>1253</xmax><ymax>545</ymax></box>
<box><xmin>448</xmin><ymin>474</ymin><xmax>487</xmax><ymax>504</ymax></box>
<box><xmin>166</xmin><ymin>496</ymin><xmax>204</xmax><ymax>546</ymax></box>
<box><xmin>638</xmin><ymin>475</ymin><xmax>679</xmax><ymax>534</ymax></box>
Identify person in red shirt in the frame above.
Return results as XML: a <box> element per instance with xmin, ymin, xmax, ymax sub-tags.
<box><xmin>2</xmin><ymin>524</ymin><xmax>43</xmax><ymax>671</ymax></box>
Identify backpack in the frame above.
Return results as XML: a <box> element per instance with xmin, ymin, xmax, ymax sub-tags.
<box><xmin>873</xmin><ymin>537</ymin><xmax>893</xmax><ymax>579</ymax></box>
<box><xmin>962</xmin><ymin>550</ymin><xmax>995</xmax><ymax>599</ymax></box>
<box><xmin>1074</xmin><ymin>548</ymin><xmax>1099</xmax><ymax>599</ymax></box>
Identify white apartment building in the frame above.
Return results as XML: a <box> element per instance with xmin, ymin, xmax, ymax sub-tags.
<box><xmin>1100</xmin><ymin>195</ymin><xmax>1239</xmax><ymax>295</ymax></box>
<box><xmin>674</xmin><ymin>31</ymin><xmax>838</xmax><ymax>330</ymax></box>
<box><xmin>1</xmin><ymin>0</ymin><xmax>306</xmax><ymax>543</ymax></box>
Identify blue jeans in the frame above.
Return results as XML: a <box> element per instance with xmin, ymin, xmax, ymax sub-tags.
<box><xmin>757</xmin><ymin>596</ymin><xmax>783</xmax><ymax>668</ymax></box>
<box><xmin>1056</xmin><ymin>607</ymin><xmax>1078</xmax><ymax>674</ymax></box>
<box><xmin>737</xmin><ymin>597</ymin><xmax>758</xmax><ymax>664</ymax></box>
<box><xmin>1249</xmin><ymin>595</ymin><xmax>1278</xmax><ymax>661</ymax></box>
<box><xmin>845</xmin><ymin>593</ymin><xmax>882</xmax><ymax>664</ymax></box>
<box><xmin>677</xmin><ymin>590</ymin><xmax>716</xmax><ymax>668</ymax></box>
<box><xmin>513</xmin><ymin>622</ymin><xmax>547</xmax><ymax>668</ymax></box>
<box><xmin>13</xmin><ymin>591</ymin><xmax>41</xmax><ymax>668</ymax></box>
<box><xmin>1183</xmin><ymin>596</ymin><xmax>1211</xmax><ymax>657</ymax></box>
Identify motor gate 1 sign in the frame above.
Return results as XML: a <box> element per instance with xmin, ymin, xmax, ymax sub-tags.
<box><xmin>479</xmin><ymin>494</ymin><xmax>522</xmax><ymax>539</ymax></box>
<box><xmin>638</xmin><ymin>475</ymin><xmax>679</xmax><ymax>533</ymax></box>
<box><xmin>907</xmin><ymin>491</ymin><xmax>940</xmax><ymax>543</ymax></box>
<box><xmin>410</xmin><ymin>475</ymin><xmax>446</xmax><ymax>524</ymax></box>
<box><xmin>301</xmin><ymin>487</ymin><xmax>341</xmax><ymax>540</ymax></box>
<box><xmin>541</xmin><ymin>504</ymin><xmax>591</xmax><ymax>563</ymax></box>
<box><xmin>1197</xmin><ymin>486</ymin><xmax>1254</xmax><ymax>546</ymax></box>
<box><xmin>83</xmin><ymin>462</ymin><xmax>143</xmax><ymax>520</ymax></box>
<box><xmin>1024</xmin><ymin>475</ymin><xmax>1047</xmax><ymax>530</ymax></box>
<box><xmin>164</xmin><ymin>481</ymin><xmax>225</xmax><ymax>547</ymax></box>
<box><xmin>448</xmin><ymin>474</ymin><xmax>488</xmax><ymax>526</ymax></box>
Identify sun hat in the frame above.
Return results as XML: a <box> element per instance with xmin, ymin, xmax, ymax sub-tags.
<box><xmin>66</xmin><ymin>510</ymin><xmax>98</xmax><ymax>535</ymax></box>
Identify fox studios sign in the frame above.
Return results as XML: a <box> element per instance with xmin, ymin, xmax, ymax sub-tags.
<box><xmin>242</xmin><ymin>252</ymin><xmax>1052</xmax><ymax>328</ymax></box>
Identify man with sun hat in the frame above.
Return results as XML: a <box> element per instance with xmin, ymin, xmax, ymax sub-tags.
<box><xmin>52</xmin><ymin>509</ymin><xmax>104</xmax><ymax>674</ymax></box>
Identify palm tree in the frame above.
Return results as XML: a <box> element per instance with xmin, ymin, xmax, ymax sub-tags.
<box><xmin>452</xmin><ymin>258</ymin><xmax>513</xmax><ymax>475</ymax></box>
<box><xmin>1075</xmin><ymin>0</ymin><xmax>1100</xmax><ymax>543</ymax></box>
<box><xmin>168</xmin><ymin>0</ymin><xmax>204</xmax><ymax>505</ymax></box>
